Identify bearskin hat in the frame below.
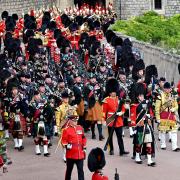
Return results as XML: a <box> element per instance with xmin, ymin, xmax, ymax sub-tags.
<box><xmin>105</xmin><ymin>78</ymin><xmax>119</xmax><ymax>96</ymax></box>
<box><xmin>132</xmin><ymin>59</ymin><xmax>145</xmax><ymax>81</ymax></box>
<box><xmin>164</xmin><ymin>82</ymin><xmax>171</xmax><ymax>89</ymax></box>
<box><xmin>54</xmin><ymin>29</ymin><xmax>62</xmax><ymax>40</ymax></box>
<box><xmin>43</xmin><ymin>11</ymin><xmax>51</xmax><ymax>20</ymax></box>
<box><xmin>12</xmin><ymin>14</ymin><xmax>18</xmax><ymax>21</ymax></box>
<box><xmin>61</xmin><ymin>91</ymin><xmax>69</xmax><ymax>98</ymax></box>
<box><xmin>75</xmin><ymin>16</ymin><xmax>84</xmax><ymax>26</ymax></box>
<box><xmin>6</xmin><ymin>21</ymin><xmax>15</xmax><ymax>32</ymax></box>
<box><xmin>105</xmin><ymin>30</ymin><xmax>115</xmax><ymax>43</ymax></box>
<box><xmin>145</xmin><ymin>65</ymin><xmax>158</xmax><ymax>85</ymax></box>
<box><xmin>94</xmin><ymin>20</ymin><xmax>101</xmax><ymax>29</ymax></box>
<box><xmin>88</xmin><ymin>147</ymin><xmax>106</xmax><ymax>172</ymax></box>
<box><xmin>102</xmin><ymin>22</ymin><xmax>111</xmax><ymax>34</ymax></box>
<box><xmin>1</xmin><ymin>11</ymin><xmax>8</xmax><ymax>20</ymax></box>
<box><xmin>69</xmin><ymin>22</ymin><xmax>78</xmax><ymax>32</ymax></box>
<box><xmin>56</xmin><ymin>36</ymin><xmax>65</xmax><ymax>48</ymax></box>
<box><xmin>27</xmin><ymin>38</ymin><xmax>39</xmax><ymax>55</ymax></box>
<box><xmin>0</xmin><ymin>54</ymin><xmax>8</xmax><ymax>70</ymax></box>
<box><xmin>6</xmin><ymin>77</ymin><xmax>19</xmax><ymax>97</ymax></box>
<box><xmin>136</xmin><ymin>83</ymin><xmax>146</xmax><ymax>96</ymax></box>
<box><xmin>25</xmin><ymin>29</ymin><xmax>35</xmax><ymax>38</ymax></box>
<box><xmin>48</xmin><ymin>21</ymin><xmax>57</xmax><ymax>31</ymax></box>
<box><xmin>29</xmin><ymin>22</ymin><xmax>37</xmax><ymax>30</ymax></box>
<box><xmin>0</xmin><ymin>69</ymin><xmax>11</xmax><ymax>84</ymax></box>
<box><xmin>111</xmin><ymin>36</ymin><xmax>123</xmax><ymax>47</ymax></box>
<box><xmin>129</xmin><ymin>82</ymin><xmax>146</xmax><ymax>103</ymax></box>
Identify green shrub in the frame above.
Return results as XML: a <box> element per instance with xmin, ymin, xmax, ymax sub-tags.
<box><xmin>111</xmin><ymin>11</ymin><xmax>180</xmax><ymax>54</ymax></box>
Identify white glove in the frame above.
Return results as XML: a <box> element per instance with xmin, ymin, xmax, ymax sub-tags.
<box><xmin>116</xmin><ymin>111</ymin><xmax>123</xmax><ymax>116</ymax></box>
<box><xmin>67</xmin><ymin>144</ymin><xmax>72</xmax><ymax>150</ymax></box>
<box><xmin>156</xmin><ymin>119</ymin><xmax>160</xmax><ymax>124</ymax></box>
<box><xmin>124</xmin><ymin>103</ymin><xmax>130</xmax><ymax>109</ymax></box>
<box><xmin>170</xmin><ymin>108</ymin><xmax>175</xmax><ymax>113</ymax></box>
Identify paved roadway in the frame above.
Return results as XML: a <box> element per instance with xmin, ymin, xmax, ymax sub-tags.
<box><xmin>1</xmin><ymin>127</ymin><xmax>180</xmax><ymax>180</ymax></box>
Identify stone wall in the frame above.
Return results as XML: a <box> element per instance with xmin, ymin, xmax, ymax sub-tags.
<box><xmin>120</xmin><ymin>0</ymin><xmax>151</xmax><ymax>19</ymax></box>
<box><xmin>113</xmin><ymin>0</ymin><xmax>180</xmax><ymax>19</ymax></box>
<box><xmin>0</xmin><ymin>0</ymin><xmax>55</xmax><ymax>16</ymax></box>
<box><xmin>165</xmin><ymin>0</ymin><xmax>180</xmax><ymax>17</ymax></box>
<box><xmin>56</xmin><ymin>0</ymin><xmax>74</xmax><ymax>11</ymax></box>
<box><xmin>116</xmin><ymin>33</ymin><xmax>180</xmax><ymax>84</ymax></box>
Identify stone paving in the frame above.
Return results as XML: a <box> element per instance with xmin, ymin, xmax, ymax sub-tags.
<box><xmin>1</xmin><ymin>127</ymin><xmax>180</xmax><ymax>180</ymax></box>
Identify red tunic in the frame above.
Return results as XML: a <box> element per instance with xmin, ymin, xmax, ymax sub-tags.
<box><xmin>92</xmin><ymin>172</ymin><xmax>109</xmax><ymax>180</ymax></box>
<box><xmin>67</xmin><ymin>34</ymin><xmax>80</xmax><ymax>50</ymax></box>
<box><xmin>102</xmin><ymin>97</ymin><xmax>125</xmax><ymax>127</ymax></box>
<box><xmin>177</xmin><ymin>80</ymin><xmax>180</xmax><ymax>104</ymax></box>
<box><xmin>129</xmin><ymin>104</ymin><xmax>138</xmax><ymax>127</ymax></box>
<box><xmin>61</xmin><ymin>125</ymin><xmax>86</xmax><ymax>160</ymax></box>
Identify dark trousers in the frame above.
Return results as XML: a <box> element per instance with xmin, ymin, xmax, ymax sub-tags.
<box><xmin>65</xmin><ymin>159</ymin><xmax>84</xmax><ymax>180</ymax></box>
<box><xmin>108</xmin><ymin>126</ymin><xmax>125</xmax><ymax>154</ymax></box>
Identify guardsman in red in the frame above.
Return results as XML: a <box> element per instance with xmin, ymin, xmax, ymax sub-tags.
<box><xmin>88</xmin><ymin>147</ymin><xmax>108</xmax><ymax>180</ymax></box>
<box><xmin>61</xmin><ymin>115</ymin><xmax>86</xmax><ymax>180</ymax></box>
<box><xmin>102</xmin><ymin>78</ymin><xmax>129</xmax><ymax>156</ymax></box>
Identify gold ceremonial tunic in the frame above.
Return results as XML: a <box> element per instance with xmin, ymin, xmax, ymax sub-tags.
<box><xmin>155</xmin><ymin>92</ymin><xmax>178</xmax><ymax>132</ymax></box>
<box><xmin>55</xmin><ymin>102</ymin><xmax>77</xmax><ymax>133</ymax></box>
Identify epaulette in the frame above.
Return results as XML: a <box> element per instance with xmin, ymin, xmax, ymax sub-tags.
<box><xmin>55</xmin><ymin>107</ymin><xmax>60</xmax><ymax>111</ymax></box>
<box><xmin>156</xmin><ymin>95</ymin><xmax>161</xmax><ymax>100</ymax></box>
<box><xmin>102</xmin><ymin>96</ymin><xmax>109</xmax><ymax>103</ymax></box>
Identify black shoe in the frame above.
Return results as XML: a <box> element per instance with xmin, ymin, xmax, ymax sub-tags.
<box><xmin>14</xmin><ymin>147</ymin><xmax>19</xmax><ymax>150</ymax></box>
<box><xmin>92</xmin><ymin>134</ymin><xmax>96</xmax><ymax>139</ymax></box>
<box><xmin>44</xmin><ymin>153</ymin><xmax>50</xmax><ymax>157</ymax></box>
<box><xmin>158</xmin><ymin>138</ymin><xmax>161</xmax><ymax>141</ymax></box>
<box><xmin>54</xmin><ymin>133</ymin><xmax>58</xmax><ymax>136</ymax></box>
<box><xmin>3</xmin><ymin>166</ymin><xmax>8</xmax><ymax>173</ymax></box>
<box><xmin>120</xmin><ymin>151</ymin><xmax>130</xmax><ymax>156</ymax></box>
<box><xmin>130</xmin><ymin>135</ymin><xmax>134</xmax><ymax>138</ymax></box>
<box><xmin>99</xmin><ymin>135</ymin><xmax>105</xmax><ymax>141</ymax></box>
<box><xmin>18</xmin><ymin>146</ymin><xmax>24</xmax><ymax>151</ymax></box>
<box><xmin>148</xmin><ymin>162</ymin><xmax>156</xmax><ymax>167</ymax></box>
<box><xmin>169</xmin><ymin>139</ymin><xmax>172</xmax><ymax>143</ymax></box>
<box><xmin>109</xmin><ymin>150</ymin><xmax>114</xmax><ymax>155</ymax></box>
<box><xmin>131</xmin><ymin>156</ymin><xmax>135</xmax><ymax>160</ymax></box>
<box><xmin>36</xmin><ymin>152</ymin><xmax>41</xmax><ymax>155</ymax></box>
<box><xmin>7</xmin><ymin>159</ymin><xmax>12</xmax><ymax>165</ymax></box>
<box><xmin>48</xmin><ymin>143</ymin><xmax>52</xmax><ymax>147</ymax></box>
<box><xmin>136</xmin><ymin>160</ymin><xmax>143</xmax><ymax>164</ymax></box>
<box><xmin>173</xmin><ymin>147</ymin><xmax>180</xmax><ymax>152</ymax></box>
<box><xmin>161</xmin><ymin>147</ymin><xmax>166</xmax><ymax>150</ymax></box>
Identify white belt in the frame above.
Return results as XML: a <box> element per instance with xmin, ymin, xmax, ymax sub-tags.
<box><xmin>108</xmin><ymin>112</ymin><xmax>114</xmax><ymax>115</ymax></box>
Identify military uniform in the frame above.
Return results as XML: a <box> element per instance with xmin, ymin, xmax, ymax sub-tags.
<box><xmin>84</xmin><ymin>79</ymin><xmax>104</xmax><ymax>140</ymax></box>
<box><xmin>61</xmin><ymin>116</ymin><xmax>86</xmax><ymax>180</ymax></box>
<box><xmin>155</xmin><ymin>82</ymin><xmax>179</xmax><ymax>151</ymax></box>
<box><xmin>102</xmin><ymin>78</ymin><xmax>129</xmax><ymax>156</ymax></box>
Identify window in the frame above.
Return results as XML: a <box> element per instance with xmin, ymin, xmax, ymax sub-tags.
<box><xmin>154</xmin><ymin>0</ymin><xmax>162</xmax><ymax>9</ymax></box>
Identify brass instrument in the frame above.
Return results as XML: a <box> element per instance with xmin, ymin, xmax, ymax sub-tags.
<box><xmin>80</xmin><ymin>22</ymin><xmax>89</xmax><ymax>32</ymax></box>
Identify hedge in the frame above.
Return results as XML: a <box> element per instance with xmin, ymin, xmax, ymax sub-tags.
<box><xmin>111</xmin><ymin>11</ymin><xmax>180</xmax><ymax>54</ymax></box>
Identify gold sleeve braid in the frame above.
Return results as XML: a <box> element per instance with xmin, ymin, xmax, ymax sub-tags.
<box><xmin>155</xmin><ymin>96</ymin><xmax>161</xmax><ymax>120</ymax></box>
<box><xmin>55</xmin><ymin>107</ymin><xmax>62</xmax><ymax>128</ymax></box>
